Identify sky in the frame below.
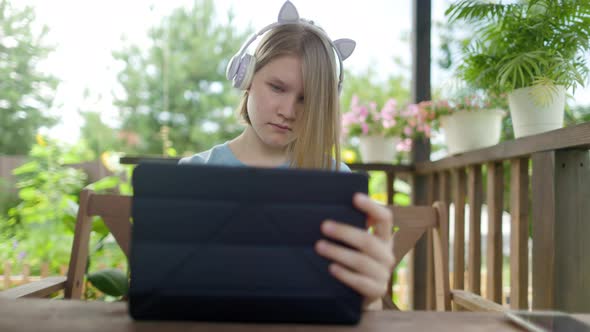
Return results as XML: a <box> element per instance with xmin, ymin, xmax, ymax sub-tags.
<box><xmin>15</xmin><ymin>0</ymin><xmax>590</xmax><ymax>143</ymax></box>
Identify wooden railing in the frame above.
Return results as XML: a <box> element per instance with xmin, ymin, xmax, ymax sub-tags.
<box><xmin>1</xmin><ymin>262</ymin><xmax>67</xmax><ymax>291</ymax></box>
<box><xmin>411</xmin><ymin>121</ymin><xmax>590</xmax><ymax>312</ymax></box>
<box><xmin>119</xmin><ymin>121</ymin><xmax>590</xmax><ymax>312</ymax></box>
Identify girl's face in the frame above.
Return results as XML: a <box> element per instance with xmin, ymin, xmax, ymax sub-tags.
<box><xmin>246</xmin><ymin>55</ymin><xmax>304</xmax><ymax>149</ymax></box>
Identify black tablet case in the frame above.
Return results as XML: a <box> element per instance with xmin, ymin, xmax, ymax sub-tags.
<box><xmin>128</xmin><ymin>163</ymin><xmax>368</xmax><ymax>324</ymax></box>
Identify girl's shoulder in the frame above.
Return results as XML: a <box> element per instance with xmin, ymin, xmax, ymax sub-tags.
<box><xmin>178</xmin><ymin>142</ymin><xmax>242</xmax><ymax>166</ymax></box>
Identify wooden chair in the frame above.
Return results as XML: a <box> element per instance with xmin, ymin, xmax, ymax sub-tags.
<box><xmin>0</xmin><ymin>189</ymin><xmax>132</xmax><ymax>299</ymax></box>
<box><xmin>383</xmin><ymin>202</ymin><xmax>505</xmax><ymax>312</ymax></box>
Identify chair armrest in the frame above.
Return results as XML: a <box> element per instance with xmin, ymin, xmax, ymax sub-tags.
<box><xmin>451</xmin><ymin>289</ymin><xmax>506</xmax><ymax>312</ymax></box>
<box><xmin>0</xmin><ymin>277</ymin><xmax>67</xmax><ymax>299</ymax></box>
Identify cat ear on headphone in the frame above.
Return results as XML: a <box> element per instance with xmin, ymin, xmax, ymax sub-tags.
<box><xmin>278</xmin><ymin>1</ymin><xmax>299</xmax><ymax>23</ymax></box>
<box><xmin>334</xmin><ymin>39</ymin><xmax>356</xmax><ymax>61</ymax></box>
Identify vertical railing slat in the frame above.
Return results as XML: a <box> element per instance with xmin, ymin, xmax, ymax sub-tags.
<box><xmin>452</xmin><ymin>168</ymin><xmax>466</xmax><ymax>293</ymax></box>
<box><xmin>486</xmin><ymin>162</ymin><xmax>504</xmax><ymax>303</ymax></box>
<box><xmin>3</xmin><ymin>262</ymin><xmax>11</xmax><ymax>289</ymax></box>
<box><xmin>467</xmin><ymin>165</ymin><xmax>482</xmax><ymax>295</ymax></box>
<box><xmin>387</xmin><ymin>170</ymin><xmax>396</xmax><ymax>205</ymax></box>
<box><xmin>510</xmin><ymin>158</ymin><xmax>529</xmax><ymax>309</ymax></box>
<box><xmin>22</xmin><ymin>264</ymin><xmax>30</xmax><ymax>284</ymax></box>
<box><xmin>41</xmin><ymin>262</ymin><xmax>50</xmax><ymax>278</ymax></box>
<box><xmin>425</xmin><ymin>173</ymin><xmax>438</xmax><ymax>310</ymax></box>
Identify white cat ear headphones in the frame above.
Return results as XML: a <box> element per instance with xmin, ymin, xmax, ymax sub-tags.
<box><xmin>225</xmin><ymin>0</ymin><xmax>356</xmax><ymax>93</ymax></box>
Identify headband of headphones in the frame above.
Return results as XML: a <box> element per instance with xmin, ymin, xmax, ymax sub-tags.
<box><xmin>225</xmin><ymin>0</ymin><xmax>356</xmax><ymax>92</ymax></box>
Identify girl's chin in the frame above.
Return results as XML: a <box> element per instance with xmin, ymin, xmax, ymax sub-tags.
<box><xmin>261</xmin><ymin>136</ymin><xmax>293</xmax><ymax>149</ymax></box>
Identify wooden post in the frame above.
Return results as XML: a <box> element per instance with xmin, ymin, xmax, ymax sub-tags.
<box><xmin>409</xmin><ymin>0</ymin><xmax>432</xmax><ymax>310</ymax></box>
<box><xmin>532</xmin><ymin>150</ymin><xmax>590</xmax><ymax>311</ymax></box>
<box><xmin>409</xmin><ymin>138</ymin><xmax>431</xmax><ymax>311</ymax></box>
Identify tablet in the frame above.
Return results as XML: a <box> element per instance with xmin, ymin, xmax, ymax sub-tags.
<box><xmin>128</xmin><ymin>162</ymin><xmax>368</xmax><ymax>324</ymax></box>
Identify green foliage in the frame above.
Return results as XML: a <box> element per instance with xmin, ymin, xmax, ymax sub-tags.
<box><xmin>0</xmin><ymin>0</ymin><xmax>59</xmax><ymax>154</ymax></box>
<box><xmin>112</xmin><ymin>0</ymin><xmax>252</xmax><ymax>156</ymax></box>
<box><xmin>1</xmin><ymin>138</ymin><xmax>91</xmax><ymax>272</ymax></box>
<box><xmin>87</xmin><ymin>268</ymin><xmax>128</xmax><ymax>297</ymax></box>
<box><xmin>568</xmin><ymin>104</ymin><xmax>590</xmax><ymax>124</ymax></box>
<box><xmin>80</xmin><ymin>111</ymin><xmax>125</xmax><ymax>156</ymax></box>
<box><xmin>447</xmin><ymin>0</ymin><xmax>590</xmax><ymax>95</ymax></box>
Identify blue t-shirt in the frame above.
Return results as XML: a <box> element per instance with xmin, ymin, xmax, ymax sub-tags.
<box><xmin>179</xmin><ymin>141</ymin><xmax>351</xmax><ymax>172</ymax></box>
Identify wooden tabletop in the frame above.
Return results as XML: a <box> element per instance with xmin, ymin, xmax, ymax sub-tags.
<box><xmin>1</xmin><ymin>298</ymin><xmax>589</xmax><ymax>332</ymax></box>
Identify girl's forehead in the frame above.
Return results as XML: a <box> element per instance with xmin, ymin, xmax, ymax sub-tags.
<box><xmin>260</xmin><ymin>55</ymin><xmax>303</xmax><ymax>82</ymax></box>
<box><xmin>263</xmin><ymin>55</ymin><xmax>302</xmax><ymax>71</ymax></box>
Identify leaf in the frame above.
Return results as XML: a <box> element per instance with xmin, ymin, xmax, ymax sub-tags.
<box><xmin>87</xmin><ymin>176</ymin><xmax>120</xmax><ymax>192</ymax></box>
<box><xmin>18</xmin><ymin>187</ymin><xmax>37</xmax><ymax>201</ymax></box>
<box><xmin>87</xmin><ymin>268</ymin><xmax>128</xmax><ymax>297</ymax></box>
<box><xmin>91</xmin><ymin>216</ymin><xmax>111</xmax><ymax>237</ymax></box>
<box><xmin>529</xmin><ymin>80</ymin><xmax>560</xmax><ymax>107</ymax></box>
<box><xmin>12</xmin><ymin>161</ymin><xmax>40</xmax><ymax>176</ymax></box>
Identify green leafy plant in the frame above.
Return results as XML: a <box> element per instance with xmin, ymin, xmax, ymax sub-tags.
<box><xmin>3</xmin><ymin>137</ymin><xmax>90</xmax><ymax>274</ymax></box>
<box><xmin>446</xmin><ymin>0</ymin><xmax>590</xmax><ymax>96</ymax></box>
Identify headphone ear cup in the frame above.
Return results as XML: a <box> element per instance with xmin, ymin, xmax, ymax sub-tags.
<box><xmin>234</xmin><ymin>54</ymin><xmax>256</xmax><ymax>90</ymax></box>
<box><xmin>226</xmin><ymin>55</ymin><xmax>239</xmax><ymax>81</ymax></box>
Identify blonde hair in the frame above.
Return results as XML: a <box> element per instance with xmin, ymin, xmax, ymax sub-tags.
<box><xmin>236</xmin><ymin>24</ymin><xmax>342</xmax><ymax>171</ymax></box>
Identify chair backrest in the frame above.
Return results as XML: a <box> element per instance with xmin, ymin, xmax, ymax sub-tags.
<box><xmin>383</xmin><ymin>202</ymin><xmax>451</xmax><ymax>311</ymax></box>
<box><xmin>65</xmin><ymin>189</ymin><xmax>132</xmax><ymax>299</ymax></box>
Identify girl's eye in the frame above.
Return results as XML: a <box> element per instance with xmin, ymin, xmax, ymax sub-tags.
<box><xmin>269</xmin><ymin>83</ymin><xmax>283</xmax><ymax>92</ymax></box>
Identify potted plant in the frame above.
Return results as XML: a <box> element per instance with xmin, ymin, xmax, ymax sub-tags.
<box><xmin>421</xmin><ymin>91</ymin><xmax>506</xmax><ymax>155</ymax></box>
<box><xmin>446</xmin><ymin>0</ymin><xmax>590</xmax><ymax>137</ymax></box>
<box><xmin>341</xmin><ymin>95</ymin><xmax>404</xmax><ymax>163</ymax></box>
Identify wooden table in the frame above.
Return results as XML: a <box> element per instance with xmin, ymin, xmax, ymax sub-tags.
<box><xmin>1</xmin><ymin>298</ymin><xmax>589</xmax><ymax>332</ymax></box>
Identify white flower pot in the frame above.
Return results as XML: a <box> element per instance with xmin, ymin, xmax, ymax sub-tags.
<box><xmin>440</xmin><ymin>109</ymin><xmax>505</xmax><ymax>155</ymax></box>
<box><xmin>358</xmin><ymin>135</ymin><xmax>400</xmax><ymax>163</ymax></box>
<box><xmin>508</xmin><ymin>85</ymin><xmax>565</xmax><ymax>138</ymax></box>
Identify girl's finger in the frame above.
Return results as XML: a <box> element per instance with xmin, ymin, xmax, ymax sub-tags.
<box><xmin>315</xmin><ymin>239</ymin><xmax>390</xmax><ymax>282</ymax></box>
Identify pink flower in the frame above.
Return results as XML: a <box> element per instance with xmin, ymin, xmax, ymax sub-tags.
<box><xmin>423</xmin><ymin>124</ymin><xmax>432</xmax><ymax>138</ymax></box>
<box><xmin>359</xmin><ymin>106</ymin><xmax>369</xmax><ymax>120</ymax></box>
<box><xmin>361</xmin><ymin>123</ymin><xmax>369</xmax><ymax>135</ymax></box>
<box><xmin>403</xmin><ymin>126</ymin><xmax>413</xmax><ymax>136</ymax></box>
<box><xmin>351</xmin><ymin>95</ymin><xmax>359</xmax><ymax>108</ymax></box>
<box><xmin>369</xmin><ymin>101</ymin><xmax>377</xmax><ymax>113</ymax></box>
<box><xmin>383</xmin><ymin>119</ymin><xmax>396</xmax><ymax>129</ymax></box>
<box><xmin>342</xmin><ymin>112</ymin><xmax>357</xmax><ymax>126</ymax></box>
<box><xmin>407</xmin><ymin>104</ymin><xmax>419</xmax><ymax>116</ymax></box>
<box><xmin>396</xmin><ymin>138</ymin><xmax>412</xmax><ymax>152</ymax></box>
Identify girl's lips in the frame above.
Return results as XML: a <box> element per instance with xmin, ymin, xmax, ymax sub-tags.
<box><xmin>270</xmin><ymin>123</ymin><xmax>291</xmax><ymax>131</ymax></box>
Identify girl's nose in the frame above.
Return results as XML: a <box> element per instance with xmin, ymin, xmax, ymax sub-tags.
<box><xmin>278</xmin><ymin>97</ymin><xmax>298</xmax><ymax>120</ymax></box>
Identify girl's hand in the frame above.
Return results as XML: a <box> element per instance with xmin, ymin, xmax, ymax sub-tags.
<box><xmin>315</xmin><ymin>193</ymin><xmax>394</xmax><ymax>310</ymax></box>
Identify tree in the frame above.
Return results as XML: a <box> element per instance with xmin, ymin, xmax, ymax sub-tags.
<box><xmin>0</xmin><ymin>0</ymin><xmax>59</xmax><ymax>155</ymax></box>
<box><xmin>80</xmin><ymin>111</ymin><xmax>122</xmax><ymax>156</ymax></box>
<box><xmin>112</xmin><ymin>0</ymin><xmax>252</xmax><ymax>156</ymax></box>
